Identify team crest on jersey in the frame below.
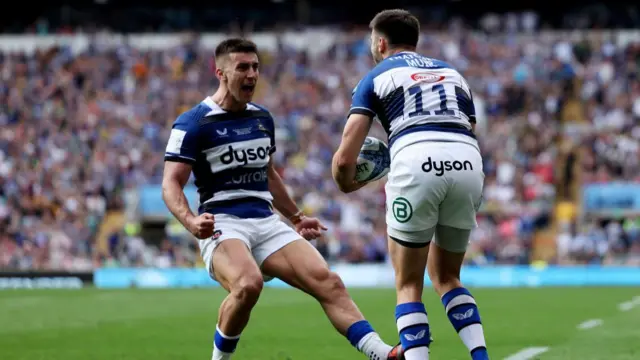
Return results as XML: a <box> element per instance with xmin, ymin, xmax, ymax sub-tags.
<box><xmin>410</xmin><ymin>72</ymin><xmax>445</xmax><ymax>83</ymax></box>
<box><xmin>212</xmin><ymin>230</ymin><xmax>222</xmax><ymax>239</ymax></box>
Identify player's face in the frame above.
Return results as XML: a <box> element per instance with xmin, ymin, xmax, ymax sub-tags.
<box><xmin>223</xmin><ymin>52</ymin><xmax>260</xmax><ymax>104</ymax></box>
<box><xmin>370</xmin><ymin>32</ymin><xmax>385</xmax><ymax>64</ymax></box>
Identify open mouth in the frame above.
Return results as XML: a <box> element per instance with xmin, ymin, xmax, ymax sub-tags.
<box><xmin>241</xmin><ymin>84</ymin><xmax>255</xmax><ymax>93</ymax></box>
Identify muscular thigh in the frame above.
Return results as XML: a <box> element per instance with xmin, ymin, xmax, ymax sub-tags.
<box><xmin>427</xmin><ymin>225</ymin><xmax>470</xmax><ymax>294</ymax></box>
<box><xmin>260</xmin><ymin>238</ymin><xmax>331</xmax><ymax>295</ymax></box>
<box><xmin>211</xmin><ymin>239</ymin><xmax>262</xmax><ymax>292</ymax></box>
<box><xmin>251</xmin><ymin>215</ymin><xmax>301</xmax><ymax>269</ymax></box>
<box><xmin>200</xmin><ymin>215</ymin><xmax>260</xmax><ymax>289</ymax></box>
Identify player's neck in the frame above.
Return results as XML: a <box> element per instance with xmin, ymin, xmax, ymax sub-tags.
<box><xmin>210</xmin><ymin>90</ymin><xmax>247</xmax><ymax>112</ymax></box>
<box><xmin>383</xmin><ymin>47</ymin><xmax>416</xmax><ymax>59</ymax></box>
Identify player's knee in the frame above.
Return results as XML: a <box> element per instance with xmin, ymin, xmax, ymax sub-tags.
<box><xmin>308</xmin><ymin>268</ymin><xmax>347</xmax><ymax>300</ymax></box>
<box><xmin>394</xmin><ymin>264</ymin><xmax>426</xmax><ymax>287</ymax></box>
<box><xmin>230</xmin><ymin>273</ymin><xmax>264</xmax><ymax>306</ymax></box>
<box><xmin>325</xmin><ymin>271</ymin><xmax>347</xmax><ymax>294</ymax></box>
<box><xmin>320</xmin><ymin>271</ymin><xmax>348</xmax><ymax>301</ymax></box>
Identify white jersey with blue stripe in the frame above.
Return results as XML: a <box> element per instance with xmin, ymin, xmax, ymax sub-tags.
<box><xmin>350</xmin><ymin>51</ymin><xmax>477</xmax><ymax>151</ymax></box>
<box><xmin>164</xmin><ymin>97</ymin><xmax>275</xmax><ymax>219</ymax></box>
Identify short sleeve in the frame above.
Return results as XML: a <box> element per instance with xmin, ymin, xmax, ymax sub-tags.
<box><xmin>457</xmin><ymin>78</ymin><xmax>476</xmax><ymax>123</ymax></box>
<box><xmin>165</xmin><ymin>113</ymin><xmax>200</xmax><ymax>164</ymax></box>
<box><xmin>467</xmin><ymin>91</ymin><xmax>476</xmax><ymax>123</ymax></box>
<box><xmin>348</xmin><ymin>73</ymin><xmax>376</xmax><ymax>118</ymax></box>
<box><xmin>264</xmin><ymin>115</ymin><xmax>277</xmax><ymax>155</ymax></box>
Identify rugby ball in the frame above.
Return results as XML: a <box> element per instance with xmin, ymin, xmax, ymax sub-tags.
<box><xmin>355</xmin><ymin>137</ymin><xmax>390</xmax><ymax>183</ymax></box>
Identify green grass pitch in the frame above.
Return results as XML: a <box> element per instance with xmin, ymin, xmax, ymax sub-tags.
<box><xmin>1</xmin><ymin>287</ymin><xmax>639</xmax><ymax>359</ymax></box>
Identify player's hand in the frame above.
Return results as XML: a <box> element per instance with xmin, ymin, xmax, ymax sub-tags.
<box><xmin>342</xmin><ymin>180</ymin><xmax>368</xmax><ymax>193</ymax></box>
<box><xmin>295</xmin><ymin>217</ymin><xmax>328</xmax><ymax>241</ymax></box>
<box><xmin>351</xmin><ymin>180</ymin><xmax>368</xmax><ymax>192</ymax></box>
<box><xmin>187</xmin><ymin>213</ymin><xmax>215</xmax><ymax>239</ymax></box>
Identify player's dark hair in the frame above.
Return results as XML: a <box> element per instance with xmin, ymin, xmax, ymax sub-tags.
<box><xmin>369</xmin><ymin>9</ymin><xmax>420</xmax><ymax>48</ymax></box>
<box><xmin>214</xmin><ymin>38</ymin><xmax>259</xmax><ymax>59</ymax></box>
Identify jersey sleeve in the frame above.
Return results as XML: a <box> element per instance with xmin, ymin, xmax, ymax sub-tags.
<box><xmin>457</xmin><ymin>77</ymin><xmax>476</xmax><ymax>123</ymax></box>
<box><xmin>265</xmin><ymin>115</ymin><xmax>277</xmax><ymax>155</ymax></box>
<box><xmin>348</xmin><ymin>73</ymin><xmax>377</xmax><ymax>118</ymax></box>
<box><xmin>467</xmin><ymin>92</ymin><xmax>476</xmax><ymax>123</ymax></box>
<box><xmin>164</xmin><ymin>112</ymin><xmax>200</xmax><ymax>164</ymax></box>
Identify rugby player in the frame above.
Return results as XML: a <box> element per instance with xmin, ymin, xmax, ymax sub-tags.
<box><xmin>162</xmin><ymin>38</ymin><xmax>402</xmax><ymax>360</ymax></box>
<box><xmin>332</xmin><ymin>9</ymin><xmax>490</xmax><ymax>360</ymax></box>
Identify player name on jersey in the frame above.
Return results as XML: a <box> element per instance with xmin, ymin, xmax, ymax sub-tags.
<box><xmin>349</xmin><ymin>51</ymin><xmax>476</xmax><ymax>149</ymax></box>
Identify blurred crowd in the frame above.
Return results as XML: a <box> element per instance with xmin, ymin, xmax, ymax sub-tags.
<box><xmin>1</xmin><ymin>21</ymin><xmax>639</xmax><ymax>270</ymax></box>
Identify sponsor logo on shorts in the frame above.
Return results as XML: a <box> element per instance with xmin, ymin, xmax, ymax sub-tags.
<box><xmin>391</xmin><ymin>197</ymin><xmax>413</xmax><ymax>223</ymax></box>
<box><xmin>422</xmin><ymin>157</ymin><xmax>473</xmax><ymax>177</ymax></box>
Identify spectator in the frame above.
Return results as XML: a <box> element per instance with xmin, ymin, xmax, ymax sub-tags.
<box><xmin>1</xmin><ymin>22</ymin><xmax>638</xmax><ymax>269</ymax></box>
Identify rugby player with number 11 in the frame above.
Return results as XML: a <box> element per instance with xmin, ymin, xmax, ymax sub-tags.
<box><xmin>333</xmin><ymin>9</ymin><xmax>490</xmax><ymax>360</ymax></box>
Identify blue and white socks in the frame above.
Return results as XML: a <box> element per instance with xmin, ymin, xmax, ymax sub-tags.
<box><xmin>346</xmin><ymin>320</ymin><xmax>393</xmax><ymax>360</ymax></box>
<box><xmin>442</xmin><ymin>287</ymin><xmax>489</xmax><ymax>360</ymax></box>
<box><xmin>396</xmin><ymin>302</ymin><xmax>431</xmax><ymax>359</ymax></box>
<box><xmin>212</xmin><ymin>325</ymin><xmax>241</xmax><ymax>360</ymax></box>
<box><xmin>213</xmin><ymin>320</ymin><xmax>391</xmax><ymax>360</ymax></box>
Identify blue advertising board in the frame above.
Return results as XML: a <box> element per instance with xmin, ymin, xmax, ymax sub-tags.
<box><xmin>138</xmin><ymin>185</ymin><xmax>199</xmax><ymax>218</ymax></box>
<box><xmin>582</xmin><ymin>183</ymin><xmax>640</xmax><ymax>212</ymax></box>
<box><xmin>94</xmin><ymin>265</ymin><xmax>640</xmax><ymax>289</ymax></box>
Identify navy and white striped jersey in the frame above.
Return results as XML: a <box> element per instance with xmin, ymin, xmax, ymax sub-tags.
<box><xmin>164</xmin><ymin>97</ymin><xmax>275</xmax><ymax>219</ymax></box>
<box><xmin>349</xmin><ymin>51</ymin><xmax>476</xmax><ymax>149</ymax></box>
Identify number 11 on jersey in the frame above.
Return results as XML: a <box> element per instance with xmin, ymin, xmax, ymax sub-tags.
<box><xmin>407</xmin><ymin>83</ymin><xmax>458</xmax><ymax>118</ymax></box>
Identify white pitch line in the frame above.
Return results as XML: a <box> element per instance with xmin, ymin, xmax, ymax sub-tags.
<box><xmin>619</xmin><ymin>301</ymin><xmax>634</xmax><ymax>311</ymax></box>
<box><xmin>577</xmin><ymin>319</ymin><xmax>603</xmax><ymax>330</ymax></box>
<box><xmin>618</xmin><ymin>296</ymin><xmax>640</xmax><ymax>311</ymax></box>
<box><xmin>504</xmin><ymin>346</ymin><xmax>549</xmax><ymax>360</ymax></box>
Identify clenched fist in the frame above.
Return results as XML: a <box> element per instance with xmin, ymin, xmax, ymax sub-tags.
<box><xmin>295</xmin><ymin>216</ymin><xmax>328</xmax><ymax>241</ymax></box>
<box><xmin>187</xmin><ymin>213</ymin><xmax>215</xmax><ymax>239</ymax></box>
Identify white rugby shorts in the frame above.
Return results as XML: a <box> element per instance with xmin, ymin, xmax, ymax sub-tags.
<box><xmin>199</xmin><ymin>213</ymin><xmax>301</xmax><ymax>281</ymax></box>
<box><xmin>385</xmin><ymin>132</ymin><xmax>484</xmax><ymax>248</ymax></box>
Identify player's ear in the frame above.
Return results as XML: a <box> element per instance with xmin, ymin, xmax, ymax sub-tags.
<box><xmin>378</xmin><ymin>36</ymin><xmax>387</xmax><ymax>54</ymax></box>
<box><xmin>214</xmin><ymin>56</ymin><xmax>229</xmax><ymax>82</ymax></box>
<box><xmin>215</xmin><ymin>67</ymin><xmax>227</xmax><ymax>82</ymax></box>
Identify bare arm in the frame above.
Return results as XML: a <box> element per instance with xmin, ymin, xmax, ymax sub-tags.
<box><xmin>267</xmin><ymin>158</ymin><xmax>301</xmax><ymax>222</ymax></box>
<box><xmin>332</xmin><ymin>113</ymin><xmax>373</xmax><ymax>193</ymax></box>
<box><xmin>162</xmin><ymin>161</ymin><xmax>196</xmax><ymax>230</ymax></box>
<box><xmin>267</xmin><ymin>158</ymin><xmax>327</xmax><ymax>238</ymax></box>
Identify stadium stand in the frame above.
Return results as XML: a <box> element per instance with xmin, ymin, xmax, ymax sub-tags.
<box><xmin>1</xmin><ymin>5</ymin><xmax>639</xmax><ymax>271</ymax></box>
